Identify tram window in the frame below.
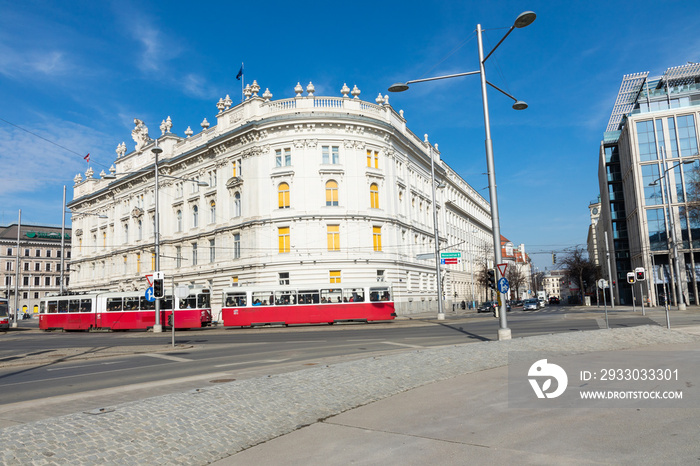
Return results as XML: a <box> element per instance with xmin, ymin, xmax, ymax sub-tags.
<box><xmin>298</xmin><ymin>290</ymin><xmax>319</xmax><ymax>304</ymax></box>
<box><xmin>40</xmin><ymin>301</ymin><xmax>46</xmax><ymax>314</ymax></box>
<box><xmin>197</xmin><ymin>293</ymin><xmax>210</xmax><ymax>309</ymax></box>
<box><xmin>140</xmin><ymin>296</ymin><xmax>156</xmax><ymax>311</ymax></box>
<box><xmin>180</xmin><ymin>297</ymin><xmax>197</xmax><ymax>309</ymax></box>
<box><xmin>80</xmin><ymin>299</ymin><xmax>92</xmax><ymax>313</ymax></box>
<box><xmin>252</xmin><ymin>291</ymin><xmax>273</xmax><ymax>306</ymax></box>
<box><xmin>343</xmin><ymin>288</ymin><xmax>365</xmax><ymax>303</ymax></box>
<box><xmin>107</xmin><ymin>298</ymin><xmax>123</xmax><ymax>312</ymax></box>
<box><xmin>225</xmin><ymin>292</ymin><xmax>247</xmax><ymax>307</ymax></box>
<box><xmin>58</xmin><ymin>300</ymin><xmax>68</xmax><ymax>313</ymax></box>
<box><xmin>124</xmin><ymin>297</ymin><xmax>139</xmax><ymax>311</ymax></box>
<box><xmin>320</xmin><ymin>288</ymin><xmax>342</xmax><ymax>304</ymax></box>
<box><xmin>68</xmin><ymin>299</ymin><xmax>80</xmax><ymax>313</ymax></box>
<box><xmin>369</xmin><ymin>288</ymin><xmax>391</xmax><ymax>301</ymax></box>
<box><xmin>48</xmin><ymin>301</ymin><xmax>57</xmax><ymax>313</ymax></box>
<box><xmin>275</xmin><ymin>290</ymin><xmax>296</xmax><ymax>305</ymax></box>
<box><xmin>161</xmin><ymin>296</ymin><xmax>173</xmax><ymax>310</ymax></box>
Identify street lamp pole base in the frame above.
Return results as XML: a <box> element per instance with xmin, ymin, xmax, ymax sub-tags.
<box><xmin>11</xmin><ymin>322</ymin><xmax>18</xmax><ymax>328</ymax></box>
<box><xmin>437</xmin><ymin>312</ymin><xmax>445</xmax><ymax>320</ymax></box>
<box><xmin>498</xmin><ymin>328</ymin><xmax>512</xmax><ymax>340</ymax></box>
<box><xmin>153</xmin><ymin>324</ymin><xmax>163</xmax><ymax>333</ymax></box>
<box><xmin>678</xmin><ymin>303</ymin><xmax>686</xmax><ymax>311</ymax></box>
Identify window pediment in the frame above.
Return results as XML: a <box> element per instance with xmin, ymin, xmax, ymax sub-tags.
<box><xmin>226</xmin><ymin>176</ymin><xmax>244</xmax><ymax>188</ymax></box>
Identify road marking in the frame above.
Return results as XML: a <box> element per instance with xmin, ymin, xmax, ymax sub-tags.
<box><xmin>382</xmin><ymin>341</ymin><xmax>425</xmax><ymax>348</ymax></box>
<box><xmin>144</xmin><ymin>353</ymin><xmax>193</xmax><ymax>362</ymax></box>
<box><xmin>47</xmin><ymin>361</ymin><xmax>123</xmax><ymax>372</ymax></box>
<box><xmin>215</xmin><ymin>358</ymin><xmax>290</xmax><ymax>368</ymax></box>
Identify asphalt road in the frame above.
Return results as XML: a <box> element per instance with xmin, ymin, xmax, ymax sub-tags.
<box><xmin>0</xmin><ymin>304</ymin><xmax>696</xmax><ymax>427</ymax></box>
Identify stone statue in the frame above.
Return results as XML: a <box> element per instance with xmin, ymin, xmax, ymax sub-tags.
<box><xmin>132</xmin><ymin>119</ymin><xmax>150</xmax><ymax>151</ymax></box>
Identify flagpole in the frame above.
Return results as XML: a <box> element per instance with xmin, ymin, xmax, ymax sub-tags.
<box><xmin>241</xmin><ymin>62</ymin><xmax>244</xmax><ymax>102</ymax></box>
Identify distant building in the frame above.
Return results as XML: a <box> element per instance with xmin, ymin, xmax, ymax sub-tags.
<box><xmin>500</xmin><ymin>236</ymin><xmax>531</xmax><ymax>300</ymax></box>
<box><xmin>598</xmin><ymin>63</ymin><xmax>700</xmax><ymax>306</ymax></box>
<box><xmin>0</xmin><ymin>224</ymin><xmax>71</xmax><ymax>316</ymax></box>
<box><xmin>67</xmin><ymin>81</ymin><xmax>494</xmax><ymax>316</ymax></box>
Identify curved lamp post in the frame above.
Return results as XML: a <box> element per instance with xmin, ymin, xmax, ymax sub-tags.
<box><xmin>389</xmin><ymin>11</ymin><xmax>535</xmax><ymax>340</ymax></box>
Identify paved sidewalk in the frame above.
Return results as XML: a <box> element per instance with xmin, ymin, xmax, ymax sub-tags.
<box><xmin>1</xmin><ymin>324</ymin><xmax>699</xmax><ymax>465</ymax></box>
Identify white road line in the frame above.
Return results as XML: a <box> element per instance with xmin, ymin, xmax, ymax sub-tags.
<box><xmin>381</xmin><ymin>341</ymin><xmax>425</xmax><ymax>348</ymax></box>
<box><xmin>143</xmin><ymin>353</ymin><xmax>193</xmax><ymax>362</ymax></box>
<box><xmin>215</xmin><ymin>358</ymin><xmax>290</xmax><ymax>368</ymax></box>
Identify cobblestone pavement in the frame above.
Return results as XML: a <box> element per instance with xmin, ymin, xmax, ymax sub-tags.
<box><xmin>1</xmin><ymin>325</ymin><xmax>699</xmax><ymax>465</ymax></box>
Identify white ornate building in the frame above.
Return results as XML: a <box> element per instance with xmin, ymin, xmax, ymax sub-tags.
<box><xmin>67</xmin><ymin>81</ymin><xmax>493</xmax><ymax>316</ymax></box>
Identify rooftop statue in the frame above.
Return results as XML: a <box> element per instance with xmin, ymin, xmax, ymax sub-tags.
<box><xmin>132</xmin><ymin>119</ymin><xmax>150</xmax><ymax>151</ymax></box>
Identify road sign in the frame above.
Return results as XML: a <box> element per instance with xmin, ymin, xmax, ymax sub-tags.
<box><xmin>145</xmin><ymin>287</ymin><xmax>155</xmax><ymax>302</ymax></box>
<box><xmin>416</xmin><ymin>253</ymin><xmax>434</xmax><ymax>260</ymax></box>
<box><xmin>597</xmin><ymin>279</ymin><xmax>609</xmax><ymax>289</ymax></box>
<box><xmin>497</xmin><ymin>263</ymin><xmax>508</xmax><ymax>277</ymax></box>
<box><xmin>498</xmin><ymin>277</ymin><xmax>510</xmax><ymax>294</ymax></box>
<box><xmin>145</xmin><ymin>274</ymin><xmax>154</xmax><ymax>287</ymax></box>
<box><xmin>441</xmin><ymin>252</ymin><xmax>461</xmax><ymax>259</ymax></box>
<box><xmin>441</xmin><ymin>258</ymin><xmax>459</xmax><ymax>265</ymax></box>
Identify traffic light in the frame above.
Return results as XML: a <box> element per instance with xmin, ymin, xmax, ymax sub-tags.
<box><xmin>635</xmin><ymin>268</ymin><xmax>646</xmax><ymax>281</ymax></box>
<box><xmin>627</xmin><ymin>272</ymin><xmax>635</xmax><ymax>285</ymax></box>
<box><xmin>552</xmin><ymin>253</ymin><xmax>556</xmax><ymax>264</ymax></box>
<box><xmin>487</xmin><ymin>269</ymin><xmax>495</xmax><ymax>289</ymax></box>
<box><xmin>153</xmin><ymin>278</ymin><xmax>164</xmax><ymax>298</ymax></box>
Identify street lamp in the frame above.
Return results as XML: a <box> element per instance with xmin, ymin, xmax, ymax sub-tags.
<box><xmin>426</xmin><ymin>137</ymin><xmax>445</xmax><ymax>320</ymax></box>
<box><xmin>389</xmin><ymin>11</ymin><xmax>535</xmax><ymax>340</ymax></box>
<box><xmin>648</xmin><ymin>157</ymin><xmax>694</xmax><ymax>310</ymax></box>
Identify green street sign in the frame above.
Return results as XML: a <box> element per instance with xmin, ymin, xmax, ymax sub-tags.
<box><xmin>440</xmin><ymin>252</ymin><xmax>461</xmax><ymax>259</ymax></box>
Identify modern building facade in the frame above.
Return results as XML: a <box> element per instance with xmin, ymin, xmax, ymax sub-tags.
<box><xmin>67</xmin><ymin>81</ymin><xmax>493</xmax><ymax>317</ymax></box>
<box><xmin>0</xmin><ymin>224</ymin><xmax>71</xmax><ymax>316</ymax></box>
<box><xmin>598</xmin><ymin>63</ymin><xmax>700</xmax><ymax>307</ymax></box>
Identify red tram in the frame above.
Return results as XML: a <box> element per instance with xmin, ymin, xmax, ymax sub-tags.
<box><xmin>39</xmin><ymin>287</ymin><xmax>212</xmax><ymax>331</ymax></box>
<box><xmin>0</xmin><ymin>298</ymin><xmax>9</xmax><ymax>329</ymax></box>
<box><xmin>221</xmin><ymin>283</ymin><xmax>395</xmax><ymax>327</ymax></box>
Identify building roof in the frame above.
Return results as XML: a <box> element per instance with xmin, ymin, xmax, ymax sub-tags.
<box><xmin>0</xmin><ymin>224</ymin><xmax>71</xmax><ymax>243</ymax></box>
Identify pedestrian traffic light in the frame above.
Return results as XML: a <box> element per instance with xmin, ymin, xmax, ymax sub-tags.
<box><xmin>487</xmin><ymin>269</ymin><xmax>495</xmax><ymax>289</ymax></box>
<box><xmin>153</xmin><ymin>278</ymin><xmax>164</xmax><ymax>298</ymax></box>
<box><xmin>635</xmin><ymin>268</ymin><xmax>646</xmax><ymax>281</ymax></box>
<box><xmin>627</xmin><ymin>272</ymin><xmax>635</xmax><ymax>284</ymax></box>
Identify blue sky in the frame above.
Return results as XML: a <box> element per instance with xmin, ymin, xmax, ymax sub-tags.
<box><xmin>1</xmin><ymin>0</ymin><xmax>699</xmax><ymax>273</ymax></box>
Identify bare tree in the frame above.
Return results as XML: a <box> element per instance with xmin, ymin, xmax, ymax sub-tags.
<box><xmin>559</xmin><ymin>247</ymin><xmax>601</xmax><ymax>303</ymax></box>
<box><xmin>506</xmin><ymin>265</ymin><xmax>527</xmax><ymax>299</ymax></box>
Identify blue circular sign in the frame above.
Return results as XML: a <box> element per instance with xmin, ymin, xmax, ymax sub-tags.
<box><xmin>498</xmin><ymin>278</ymin><xmax>510</xmax><ymax>294</ymax></box>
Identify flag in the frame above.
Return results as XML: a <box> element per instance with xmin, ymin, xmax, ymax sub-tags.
<box><xmin>236</xmin><ymin>65</ymin><xmax>243</xmax><ymax>80</ymax></box>
<box><xmin>84</xmin><ymin>153</ymin><xmax>90</xmax><ymax>163</ymax></box>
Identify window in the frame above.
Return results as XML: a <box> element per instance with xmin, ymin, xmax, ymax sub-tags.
<box><xmin>34</xmin><ymin>276</ymin><xmax>39</xmax><ymax>286</ymax></box>
<box><xmin>210</xmin><ymin>200</ymin><xmax>216</xmax><ymax>223</ymax></box>
<box><xmin>192</xmin><ymin>243</ymin><xmax>198</xmax><ymax>266</ymax></box>
<box><xmin>151</xmin><ymin>253</ymin><xmax>155</xmax><ymax>271</ymax></box>
<box><xmin>636</xmin><ymin>120</ymin><xmax>657</xmax><ymax>161</ymax></box>
<box><xmin>6</xmin><ymin>248</ymin><xmax>12</xmax><ymax>256</ymax></box>
<box><xmin>232</xmin><ymin>159</ymin><xmax>241</xmax><ymax>178</ymax></box>
<box><xmin>34</xmin><ymin>263</ymin><xmax>40</xmax><ymax>271</ymax></box>
<box><xmin>326</xmin><ymin>180</ymin><xmax>338</xmax><ymax>206</ymax></box>
<box><xmin>175</xmin><ymin>182</ymin><xmax>183</xmax><ymax>198</ymax></box>
<box><xmin>209</xmin><ymin>239</ymin><xmax>216</xmax><ymax>263</ymax></box>
<box><xmin>373</xmin><ymin>226</ymin><xmax>382</xmax><ymax>251</ymax></box>
<box><xmin>136</xmin><ymin>253</ymin><xmax>141</xmax><ymax>273</ymax></box>
<box><xmin>275</xmin><ymin>148</ymin><xmax>292</xmax><ymax>167</ymax></box>
<box><xmin>278</xmin><ymin>182</ymin><xmax>290</xmax><ymax>209</ymax></box>
<box><xmin>123</xmin><ymin>255</ymin><xmax>127</xmax><ymax>274</ymax></box>
<box><xmin>45</xmin><ymin>263</ymin><xmax>51</xmax><ymax>272</ymax></box>
<box><xmin>327</xmin><ymin>225</ymin><xmax>340</xmax><ymax>251</ymax></box>
<box><xmin>370</xmin><ymin>183</ymin><xmax>379</xmax><ymax>209</ymax></box>
<box><xmin>192</xmin><ymin>205</ymin><xmax>199</xmax><ymax>228</ymax></box>
<box><xmin>677</xmin><ymin>114</ymin><xmax>698</xmax><ymax>157</ymax></box>
<box><xmin>138</xmin><ymin>220</ymin><xmax>143</xmax><ymax>240</ymax></box>
<box><xmin>5</xmin><ymin>262</ymin><xmax>11</xmax><ymax>271</ymax></box>
<box><xmin>278</xmin><ymin>227</ymin><xmax>290</xmax><ymax>253</ymax></box>
<box><xmin>176</xmin><ymin>246</ymin><xmax>182</xmax><ymax>268</ymax></box>
<box><xmin>103</xmin><ymin>231</ymin><xmax>107</xmax><ymax>248</ymax></box>
<box><xmin>233</xmin><ymin>192</ymin><xmax>241</xmax><ymax>217</ymax></box>
<box><xmin>23</xmin><ymin>262</ymin><xmax>29</xmax><ymax>271</ymax></box>
<box><xmin>45</xmin><ymin>277</ymin><xmax>50</xmax><ymax>286</ymax></box>
<box><xmin>377</xmin><ymin>270</ymin><xmax>385</xmax><ymax>282</ymax></box>
<box><xmin>329</xmin><ymin>270</ymin><xmax>341</xmax><ymax>284</ymax></box>
<box><xmin>23</xmin><ymin>276</ymin><xmax>29</xmax><ymax>286</ymax></box>
<box><xmin>35</xmin><ymin>249</ymin><xmax>40</xmax><ymax>257</ymax></box>
<box><xmin>279</xmin><ymin>272</ymin><xmax>290</xmax><ymax>285</ymax></box>
<box><xmin>322</xmin><ymin>145</ymin><xmax>339</xmax><ymax>164</ymax></box>
<box><xmin>176</xmin><ymin>210</ymin><xmax>182</xmax><ymax>232</ymax></box>
<box><xmin>123</xmin><ymin>224</ymin><xmax>129</xmax><ymax>244</ymax></box>
<box><xmin>56</xmin><ymin>277</ymin><xmax>61</xmax><ymax>286</ymax></box>
<box><xmin>367</xmin><ymin>150</ymin><xmax>379</xmax><ymax>169</ymax></box>
<box><xmin>24</xmin><ymin>249</ymin><xmax>29</xmax><ymax>257</ymax></box>
<box><xmin>46</xmin><ymin>249</ymin><xmax>51</xmax><ymax>258</ymax></box>
<box><xmin>233</xmin><ymin>233</ymin><xmax>241</xmax><ymax>259</ymax></box>
<box><xmin>209</xmin><ymin>169</ymin><xmax>217</xmax><ymax>187</ymax></box>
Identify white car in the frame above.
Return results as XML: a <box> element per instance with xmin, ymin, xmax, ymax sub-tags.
<box><xmin>523</xmin><ymin>299</ymin><xmax>539</xmax><ymax>311</ymax></box>
<box><xmin>538</xmin><ymin>298</ymin><xmax>546</xmax><ymax>307</ymax></box>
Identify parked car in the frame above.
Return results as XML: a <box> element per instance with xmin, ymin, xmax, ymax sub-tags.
<box><xmin>549</xmin><ymin>296</ymin><xmax>560</xmax><ymax>305</ymax></box>
<box><xmin>523</xmin><ymin>299</ymin><xmax>540</xmax><ymax>311</ymax></box>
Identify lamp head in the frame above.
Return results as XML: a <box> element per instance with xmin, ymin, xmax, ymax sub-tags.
<box><xmin>512</xmin><ymin>100</ymin><xmax>528</xmax><ymax>110</ymax></box>
<box><xmin>514</xmin><ymin>11</ymin><xmax>536</xmax><ymax>28</ymax></box>
<box><xmin>388</xmin><ymin>82</ymin><xmax>410</xmax><ymax>93</ymax></box>
<box><xmin>151</xmin><ymin>145</ymin><xmax>163</xmax><ymax>155</ymax></box>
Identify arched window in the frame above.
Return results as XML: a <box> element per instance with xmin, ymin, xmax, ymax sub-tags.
<box><xmin>176</xmin><ymin>210</ymin><xmax>182</xmax><ymax>232</ymax></box>
<box><xmin>278</xmin><ymin>182</ymin><xmax>290</xmax><ymax>209</ymax></box>
<box><xmin>234</xmin><ymin>192</ymin><xmax>241</xmax><ymax>217</ymax></box>
<box><xmin>370</xmin><ymin>183</ymin><xmax>379</xmax><ymax>209</ymax></box>
<box><xmin>123</xmin><ymin>224</ymin><xmax>129</xmax><ymax>244</ymax></box>
<box><xmin>210</xmin><ymin>200</ymin><xmax>216</xmax><ymax>223</ymax></box>
<box><xmin>326</xmin><ymin>180</ymin><xmax>338</xmax><ymax>206</ymax></box>
<box><xmin>193</xmin><ymin>205</ymin><xmax>199</xmax><ymax>228</ymax></box>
